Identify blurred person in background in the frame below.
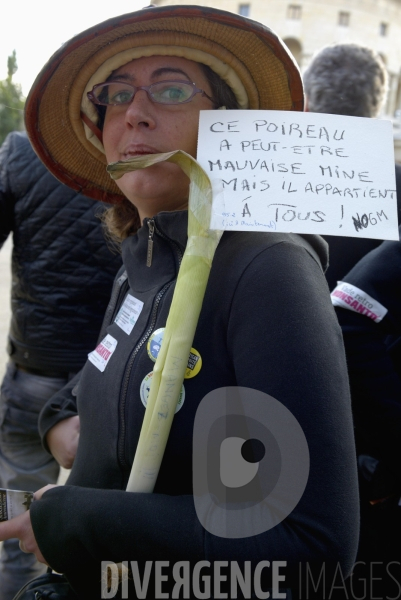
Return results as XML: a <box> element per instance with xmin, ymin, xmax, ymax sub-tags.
<box><xmin>303</xmin><ymin>43</ymin><xmax>401</xmax><ymax>290</ymax></box>
<box><xmin>0</xmin><ymin>131</ymin><xmax>122</xmax><ymax>599</ymax></box>
<box><xmin>332</xmin><ymin>227</ymin><xmax>401</xmax><ymax>598</ymax></box>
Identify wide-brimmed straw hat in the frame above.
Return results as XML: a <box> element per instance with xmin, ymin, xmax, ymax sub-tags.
<box><xmin>25</xmin><ymin>4</ymin><xmax>304</xmax><ymax>203</ymax></box>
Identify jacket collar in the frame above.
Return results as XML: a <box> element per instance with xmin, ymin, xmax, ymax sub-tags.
<box><xmin>121</xmin><ymin>210</ymin><xmax>188</xmax><ymax>293</ymax></box>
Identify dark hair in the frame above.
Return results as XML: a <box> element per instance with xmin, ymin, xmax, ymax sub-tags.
<box><xmin>101</xmin><ymin>197</ymin><xmax>141</xmax><ymax>244</ymax></box>
<box><xmin>303</xmin><ymin>44</ymin><xmax>388</xmax><ymax>118</ymax></box>
<box><xmin>100</xmin><ymin>60</ymin><xmax>239</xmax><ymax>243</ymax></box>
<box><xmin>95</xmin><ymin>104</ymin><xmax>107</xmax><ymax>132</ymax></box>
<box><xmin>199</xmin><ymin>63</ymin><xmax>240</xmax><ymax>109</ymax></box>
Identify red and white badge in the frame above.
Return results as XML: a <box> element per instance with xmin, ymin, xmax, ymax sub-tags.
<box><xmin>88</xmin><ymin>334</ymin><xmax>118</xmax><ymax>372</ymax></box>
<box><xmin>331</xmin><ymin>281</ymin><xmax>388</xmax><ymax>323</ymax></box>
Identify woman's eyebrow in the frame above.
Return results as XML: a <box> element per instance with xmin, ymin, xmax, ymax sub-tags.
<box><xmin>107</xmin><ymin>67</ymin><xmax>193</xmax><ymax>84</ymax></box>
<box><xmin>106</xmin><ymin>72</ymin><xmax>132</xmax><ymax>83</ymax></box>
<box><xmin>150</xmin><ymin>67</ymin><xmax>192</xmax><ymax>80</ymax></box>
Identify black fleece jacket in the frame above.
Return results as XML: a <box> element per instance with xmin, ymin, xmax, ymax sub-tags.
<box><xmin>34</xmin><ymin>211</ymin><xmax>359</xmax><ymax>598</ymax></box>
<box><xmin>0</xmin><ymin>131</ymin><xmax>122</xmax><ymax>371</ymax></box>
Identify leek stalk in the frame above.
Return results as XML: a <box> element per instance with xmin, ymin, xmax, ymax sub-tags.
<box><xmin>107</xmin><ymin>151</ymin><xmax>222</xmax><ymax>493</ymax></box>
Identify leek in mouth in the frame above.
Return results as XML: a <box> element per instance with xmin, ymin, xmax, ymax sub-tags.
<box><xmin>108</xmin><ymin>150</ymin><xmax>222</xmax><ymax>493</ymax></box>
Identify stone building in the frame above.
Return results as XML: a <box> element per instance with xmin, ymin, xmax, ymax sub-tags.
<box><xmin>152</xmin><ymin>0</ymin><xmax>401</xmax><ymax>118</ymax></box>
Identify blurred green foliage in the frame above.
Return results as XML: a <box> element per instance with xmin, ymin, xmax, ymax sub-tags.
<box><xmin>0</xmin><ymin>51</ymin><xmax>25</xmax><ymax>145</ymax></box>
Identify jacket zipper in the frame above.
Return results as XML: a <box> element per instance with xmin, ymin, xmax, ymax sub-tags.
<box><xmin>146</xmin><ymin>218</ymin><xmax>183</xmax><ymax>270</ymax></box>
<box><xmin>146</xmin><ymin>220</ymin><xmax>154</xmax><ymax>267</ymax></box>
<box><xmin>118</xmin><ymin>224</ymin><xmax>183</xmax><ymax>470</ymax></box>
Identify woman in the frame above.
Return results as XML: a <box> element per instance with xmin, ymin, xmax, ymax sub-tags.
<box><xmin>1</xmin><ymin>5</ymin><xmax>358</xmax><ymax>598</ymax></box>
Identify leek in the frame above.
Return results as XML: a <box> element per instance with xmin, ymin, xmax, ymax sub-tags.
<box><xmin>107</xmin><ymin>151</ymin><xmax>222</xmax><ymax>493</ymax></box>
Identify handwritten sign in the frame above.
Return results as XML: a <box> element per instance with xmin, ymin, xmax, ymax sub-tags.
<box><xmin>196</xmin><ymin>111</ymin><xmax>399</xmax><ymax>240</ymax></box>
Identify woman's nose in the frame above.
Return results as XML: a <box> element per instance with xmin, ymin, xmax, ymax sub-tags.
<box><xmin>124</xmin><ymin>89</ymin><xmax>156</xmax><ymax>129</ymax></box>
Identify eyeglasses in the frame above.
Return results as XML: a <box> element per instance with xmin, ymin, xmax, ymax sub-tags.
<box><xmin>87</xmin><ymin>80</ymin><xmax>214</xmax><ymax>106</ymax></box>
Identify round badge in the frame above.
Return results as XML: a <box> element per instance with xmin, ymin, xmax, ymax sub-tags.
<box><xmin>140</xmin><ymin>371</ymin><xmax>185</xmax><ymax>414</ymax></box>
<box><xmin>148</xmin><ymin>329</ymin><xmax>202</xmax><ymax>379</ymax></box>
<box><xmin>184</xmin><ymin>348</ymin><xmax>202</xmax><ymax>379</ymax></box>
<box><xmin>147</xmin><ymin>328</ymin><xmax>165</xmax><ymax>362</ymax></box>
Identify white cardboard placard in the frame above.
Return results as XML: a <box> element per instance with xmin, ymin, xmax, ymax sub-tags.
<box><xmin>196</xmin><ymin>111</ymin><xmax>399</xmax><ymax>240</ymax></box>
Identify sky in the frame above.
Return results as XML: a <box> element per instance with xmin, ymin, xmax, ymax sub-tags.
<box><xmin>0</xmin><ymin>0</ymin><xmax>151</xmax><ymax>96</ymax></box>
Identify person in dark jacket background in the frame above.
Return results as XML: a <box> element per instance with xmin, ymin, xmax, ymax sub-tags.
<box><xmin>332</xmin><ymin>229</ymin><xmax>401</xmax><ymax>597</ymax></box>
<box><xmin>303</xmin><ymin>43</ymin><xmax>401</xmax><ymax>290</ymax></box>
<box><xmin>0</xmin><ymin>131</ymin><xmax>122</xmax><ymax>599</ymax></box>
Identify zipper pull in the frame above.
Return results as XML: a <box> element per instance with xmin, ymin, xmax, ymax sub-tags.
<box><xmin>146</xmin><ymin>219</ymin><xmax>155</xmax><ymax>267</ymax></box>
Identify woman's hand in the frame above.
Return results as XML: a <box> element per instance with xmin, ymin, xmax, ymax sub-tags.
<box><xmin>46</xmin><ymin>415</ymin><xmax>80</xmax><ymax>469</ymax></box>
<box><xmin>0</xmin><ymin>484</ymin><xmax>58</xmax><ymax>565</ymax></box>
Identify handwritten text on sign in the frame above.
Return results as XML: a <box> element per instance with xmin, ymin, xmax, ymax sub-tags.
<box><xmin>196</xmin><ymin>111</ymin><xmax>399</xmax><ymax>240</ymax></box>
